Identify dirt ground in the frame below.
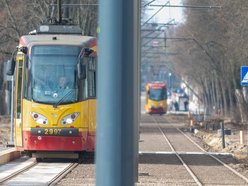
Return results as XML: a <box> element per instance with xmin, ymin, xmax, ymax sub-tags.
<box><xmin>0</xmin><ymin>116</ymin><xmax>11</xmax><ymax>148</ymax></box>
<box><xmin>189</xmin><ymin>120</ymin><xmax>248</xmax><ymax>161</ymax></box>
<box><xmin>1</xmin><ymin>114</ymin><xmax>248</xmax><ymax>161</ymax></box>
<box><xmin>2</xmin><ymin>114</ymin><xmax>248</xmax><ymax>185</ymax></box>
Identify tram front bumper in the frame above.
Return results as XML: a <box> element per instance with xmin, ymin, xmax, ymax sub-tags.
<box><xmin>23</xmin><ymin>130</ymin><xmax>89</xmax><ymax>151</ymax></box>
<box><xmin>149</xmin><ymin>107</ymin><xmax>166</xmax><ymax>114</ymax></box>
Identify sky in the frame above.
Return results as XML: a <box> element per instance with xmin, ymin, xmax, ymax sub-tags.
<box><xmin>145</xmin><ymin>0</ymin><xmax>185</xmax><ymax>24</ymax></box>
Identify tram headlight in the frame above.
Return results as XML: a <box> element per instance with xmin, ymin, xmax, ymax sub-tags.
<box><xmin>66</xmin><ymin>118</ymin><xmax>73</xmax><ymax>124</ymax></box>
<box><xmin>61</xmin><ymin>112</ymin><xmax>80</xmax><ymax>125</ymax></box>
<box><xmin>31</xmin><ymin>112</ymin><xmax>48</xmax><ymax>125</ymax></box>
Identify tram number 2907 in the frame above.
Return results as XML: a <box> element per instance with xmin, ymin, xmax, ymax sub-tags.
<box><xmin>44</xmin><ymin>128</ymin><xmax>62</xmax><ymax>135</ymax></box>
<box><xmin>31</xmin><ymin>127</ymin><xmax>79</xmax><ymax>136</ymax></box>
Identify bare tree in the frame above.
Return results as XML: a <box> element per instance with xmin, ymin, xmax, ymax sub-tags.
<box><xmin>0</xmin><ymin>0</ymin><xmax>98</xmax><ymax>114</ymax></box>
<box><xmin>165</xmin><ymin>0</ymin><xmax>248</xmax><ymax>123</ymax></box>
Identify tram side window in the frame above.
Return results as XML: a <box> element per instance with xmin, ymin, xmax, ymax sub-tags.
<box><xmin>17</xmin><ymin>60</ymin><xmax>23</xmax><ymax>119</ymax></box>
<box><xmin>82</xmin><ymin>74</ymin><xmax>88</xmax><ymax>100</ymax></box>
<box><xmin>24</xmin><ymin>57</ymin><xmax>31</xmax><ymax>100</ymax></box>
<box><xmin>79</xmin><ymin>57</ymin><xmax>96</xmax><ymax>100</ymax></box>
<box><xmin>88</xmin><ymin>58</ymin><xmax>96</xmax><ymax>98</ymax></box>
<box><xmin>79</xmin><ymin>57</ymin><xmax>89</xmax><ymax>100</ymax></box>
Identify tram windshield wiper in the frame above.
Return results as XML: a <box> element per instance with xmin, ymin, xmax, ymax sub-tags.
<box><xmin>53</xmin><ymin>89</ymin><xmax>74</xmax><ymax>108</ymax></box>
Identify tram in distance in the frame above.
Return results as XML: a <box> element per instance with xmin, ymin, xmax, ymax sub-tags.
<box><xmin>145</xmin><ymin>82</ymin><xmax>167</xmax><ymax>115</ymax></box>
<box><xmin>7</xmin><ymin>23</ymin><xmax>97</xmax><ymax>160</ymax></box>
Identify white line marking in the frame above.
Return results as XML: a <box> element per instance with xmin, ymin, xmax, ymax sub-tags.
<box><xmin>139</xmin><ymin>151</ymin><xmax>233</xmax><ymax>156</ymax></box>
<box><xmin>151</xmin><ymin>116</ymin><xmax>203</xmax><ymax>186</ymax></box>
<box><xmin>177</xmin><ymin>128</ymin><xmax>248</xmax><ymax>183</ymax></box>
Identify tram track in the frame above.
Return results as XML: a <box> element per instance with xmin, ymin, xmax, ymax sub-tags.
<box><xmin>0</xmin><ymin>157</ymin><xmax>79</xmax><ymax>186</ymax></box>
<box><xmin>159</xmin><ymin>124</ymin><xmax>202</xmax><ymax>185</ymax></box>
<box><xmin>2</xmin><ymin>114</ymin><xmax>248</xmax><ymax>185</ymax></box>
<box><xmin>0</xmin><ymin>157</ymin><xmax>37</xmax><ymax>184</ymax></box>
<box><xmin>151</xmin><ymin>115</ymin><xmax>248</xmax><ymax>185</ymax></box>
<box><xmin>177</xmin><ymin>127</ymin><xmax>248</xmax><ymax>184</ymax></box>
<box><xmin>48</xmin><ymin>162</ymin><xmax>79</xmax><ymax>186</ymax></box>
<box><xmin>151</xmin><ymin>115</ymin><xmax>203</xmax><ymax>186</ymax></box>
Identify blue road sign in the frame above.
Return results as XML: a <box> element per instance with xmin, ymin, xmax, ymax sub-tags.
<box><xmin>241</xmin><ymin>66</ymin><xmax>248</xmax><ymax>86</ymax></box>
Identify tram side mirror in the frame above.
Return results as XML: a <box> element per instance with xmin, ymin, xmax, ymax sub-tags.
<box><xmin>83</xmin><ymin>48</ymin><xmax>94</xmax><ymax>57</ymax></box>
<box><xmin>77</xmin><ymin>61</ymin><xmax>86</xmax><ymax>80</ymax></box>
<box><xmin>77</xmin><ymin>47</ymin><xmax>93</xmax><ymax>80</ymax></box>
<box><xmin>19</xmin><ymin>46</ymin><xmax>28</xmax><ymax>54</ymax></box>
<box><xmin>6</xmin><ymin>59</ymin><xmax>15</xmax><ymax>76</ymax></box>
<box><xmin>6</xmin><ymin>47</ymin><xmax>18</xmax><ymax>76</ymax></box>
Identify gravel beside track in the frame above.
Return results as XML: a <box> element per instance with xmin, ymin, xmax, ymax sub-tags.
<box><xmin>56</xmin><ymin>113</ymin><xmax>248</xmax><ymax>185</ymax></box>
<box><xmin>2</xmin><ymin>114</ymin><xmax>248</xmax><ymax>185</ymax></box>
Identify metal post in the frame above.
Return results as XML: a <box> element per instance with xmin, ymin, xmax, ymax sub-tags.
<box><xmin>221</xmin><ymin>121</ymin><xmax>225</xmax><ymax>148</ymax></box>
<box><xmin>240</xmin><ymin>129</ymin><xmax>245</xmax><ymax>145</ymax></box>
<box><xmin>9</xmin><ymin>76</ymin><xmax>14</xmax><ymax>145</ymax></box>
<box><xmin>168</xmin><ymin>73</ymin><xmax>171</xmax><ymax>92</ymax></box>
<box><xmin>96</xmin><ymin>0</ymin><xmax>139</xmax><ymax>186</ymax></box>
<box><xmin>205</xmin><ymin>123</ymin><xmax>208</xmax><ymax>130</ymax></box>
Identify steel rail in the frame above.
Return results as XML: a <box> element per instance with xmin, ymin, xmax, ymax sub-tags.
<box><xmin>48</xmin><ymin>163</ymin><xmax>79</xmax><ymax>186</ymax></box>
<box><xmin>148</xmin><ymin>4</ymin><xmax>221</xmax><ymax>9</ymax></box>
<box><xmin>0</xmin><ymin>159</ymin><xmax>37</xmax><ymax>184</ymax></box>
<box><xmin>177</xmin><ymin>128</ymin><xmax>248</xmax><ymax>184</ymax></box>
<box><xmin>151</xmin><ymin>116</ymin><xmax>203</xmax><ymax>186</ymax></box>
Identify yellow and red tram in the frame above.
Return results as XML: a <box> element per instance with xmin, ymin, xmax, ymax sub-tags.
<box><xmin>145</xmin><ymin>82</ymin><xmax>167</xmax><ymax>115</ymax></box>
<box><xmin>7</xmin><ymin>24</ymin><xmax>97</xmax><ymax>160</ymax></box>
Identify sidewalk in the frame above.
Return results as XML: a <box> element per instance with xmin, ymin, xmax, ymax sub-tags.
<box><xmin>0</xmin><ymin>148</ymin><xmax>20</xmax><ymax>164</ymax></box>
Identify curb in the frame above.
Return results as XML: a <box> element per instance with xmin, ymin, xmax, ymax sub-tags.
<box><xmin>0</xmin><ymin>148</ymin><xmax>21</xmax><ymax>164</ymax></box>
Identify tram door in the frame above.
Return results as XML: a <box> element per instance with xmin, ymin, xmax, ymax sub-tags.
<box><xmin>87</xmin><ymin>57</ymin><xmax>97</xmax><ymax>133</ymax></box>
<box><xmin>14</xmin><ymin>54</ymin><xmax>24</xmax><ymax>147</ymax></box>
<box><xmin>79</xmin><ymin>51</ymin><xmax>97</xmax><ymax>133</ymax></box>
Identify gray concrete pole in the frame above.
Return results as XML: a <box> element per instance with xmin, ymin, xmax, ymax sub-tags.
<box><xmin>96</xmin><ymin>0</ymin><xmax>139</xmax><ymax>186</ymax></box>
<box><xmin>134</xmin><ymin>1</ymin><xmax>141</xmax><ymax>182</ymax></box>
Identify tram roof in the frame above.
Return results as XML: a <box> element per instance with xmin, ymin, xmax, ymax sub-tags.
<box><xmin>147</xmin><ymin>82</ymin><xmax>166</xmax><ymax>88</ymax></box>
<box><xmin>19</xmin><ymin>34</ymin><xmax>96</xmax><ymax>47</ymax></box>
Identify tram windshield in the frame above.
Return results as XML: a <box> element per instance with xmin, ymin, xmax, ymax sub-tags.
<box><xmin>149</xmin><ymin>88</ymin><xmax>167</xmax><ymax>101</ymax></box>
<box><xmin>30</xmin><ymin>45</ymin><xmax>80</xmax><ymax>104</ymax></box>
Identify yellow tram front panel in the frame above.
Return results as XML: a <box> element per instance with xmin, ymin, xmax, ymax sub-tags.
<box><xmin>145</xmin><ymin>82</ymin><xmax>167</xmax><ymax>114</ymax></box>
<box><xmin>145</xmin><ymin>99</ymin><xmax>167</xmax><ymax>114</ymax></box>
<box><xmin>9</xmin><ymin>28</ymin><xmax>97</xmax><ymax>154</ymax></box>
<box><xmin>21</xmin><ymin>99</ymin><xmax>96</xmax><ymax>151</ymax></box>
